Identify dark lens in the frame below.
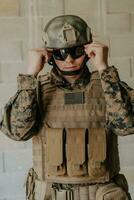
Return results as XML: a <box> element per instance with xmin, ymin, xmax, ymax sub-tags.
<box><xmin>71</xmin><ymin>46</ymin><xmax>85</xmax><ymax>59</ymax></box>
<box><xmin>60</xmin><ymin>49</ymin><xmax>69</xmax><ymax>60</ymax></box>
<box><xmin>53</xmin><ymin>50</ymin><xmax>63</xmax><ymax>60</ymax></box>
<box><xmin>53</xmin><ymin>46</ymin><xmax>85</xmax><ymax>61</ymax></box>
<box><xmin>53</xmin><ymin>49</ymin><xmax>69</xmax><ymax>61</ymax></box>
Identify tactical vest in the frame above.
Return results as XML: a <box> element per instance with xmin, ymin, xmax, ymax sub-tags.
<box><xmin>32</xmin><ymin>71</ymin><xmax>120</xmax><ymax>184</ymax></box>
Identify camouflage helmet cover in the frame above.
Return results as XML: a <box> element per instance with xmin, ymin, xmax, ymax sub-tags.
<box><xmin>42</xmin><ymin>15</ymin><xmax>92</xmax><ymax>49</ymax></box>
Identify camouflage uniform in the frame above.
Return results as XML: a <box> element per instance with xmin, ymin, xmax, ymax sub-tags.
<box><xmin>0</xmin><ymin>65</ymin><xmax>134</xmax><ymax>200</ymax></box>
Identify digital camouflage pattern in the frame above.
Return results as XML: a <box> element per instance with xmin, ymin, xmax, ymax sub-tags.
<box><xmin>0</xmin><ymin>74</ymin><xmax>39</xmax><ymax>141</ymax></box>
<box><xmin>100</xmin><ymin>67</ymin><xmax>134</xmax><ymax>136</ymax></box>
<box><xmin>0</xmin><ymin>66</ymin><xmax>133</xmax><ymax>140</ymax></box>
<box><xmin>0</xmin><ymin>66</ymin><xmax>134</xmax><ymax>200</ymax></box>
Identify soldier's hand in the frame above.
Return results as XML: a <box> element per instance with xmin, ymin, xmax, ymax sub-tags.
<box><xmin>27</xmin><ymin>48</ymin><xmax>52</xmax><ymax>76</ymax></box>
<box><xmin>84</xmin><ymin>42</ymin><xmax>109</xmax><ymax>72</ymax></box>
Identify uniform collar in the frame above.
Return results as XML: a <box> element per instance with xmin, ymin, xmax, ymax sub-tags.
<box><xmin>50</xmin><ymin>66</ymin><xmax>91</xmax><ymax>90</ymax></box>
<box><xmin>90</xmin><ymin>70</ymin><xmax>100</xmax><ymax>80</ymax></box>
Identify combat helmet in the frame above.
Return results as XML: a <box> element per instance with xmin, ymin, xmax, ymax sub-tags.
<box><xmin>42</xmin><ymin>15</ymin><xmax>92</xmax><ymax>49</ymax></box>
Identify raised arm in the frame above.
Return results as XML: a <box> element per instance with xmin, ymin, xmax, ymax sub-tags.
<box><xmin>100</xmin><ymin>66</ymin><xmax>134</xmax><ymax>136</ymax></box>
<box><xmin>0</xmin><ymin>75</ymin><xmax>40</xmax><ymax>141</ymax></box>
<box><xmin>85</xmin><ymin>41</ymin><xmax>134</xmax><ymax>136</ymax></box>
<box><xmin>0</xmin><ymin>48</ymin><xmax>51</xmax><ymax>141</ymax></box>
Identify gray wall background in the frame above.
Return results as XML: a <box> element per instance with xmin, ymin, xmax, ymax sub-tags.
<box><xmin>0</xmin><ymin>0</ymin><xmax>134</xmax><ymax>199</ymax></box>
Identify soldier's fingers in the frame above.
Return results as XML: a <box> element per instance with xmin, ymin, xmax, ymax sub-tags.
<box><xmin>84</xmin><ymin>42</ymin><xmax>107</xmax><ymax>49</ymax></box>
<box><xmin>84</xmin><ymin>47</ymin><xmax>97</xmax><ymax>58</ymax></box>
<box><xmin>42</xmin><ymin>51</ymin><xmax>52</xmax><ymax>62</ymax></box>
<box><xmin>85</xmin><ymin>46</ymin><xmax>102</xmax><ymax>54</ymax></box>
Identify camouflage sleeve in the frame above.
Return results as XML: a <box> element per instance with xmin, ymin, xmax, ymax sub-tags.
<box><xmin>99</xmin><ymin>66</ymin><xmax>134</xmax><ymax>136</ymax></box>
<box><xmin>0</xmin><ymin>74</ymin><xmax>40</xmax><ymax>141</ymax></box>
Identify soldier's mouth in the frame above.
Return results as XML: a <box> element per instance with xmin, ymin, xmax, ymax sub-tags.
<box><xmin>63</xmin><ymin>66</ymin><xmax>79</xmax><ymax>70</ymax></box>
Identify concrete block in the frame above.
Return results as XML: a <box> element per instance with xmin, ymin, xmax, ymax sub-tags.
<box><xmin>0</xmin><ymin>197</ymin><xmax>25</xmax><ymax>200</ymax></box>
<box><xmin>0</xmin><ymin>0</ymin><xmax>19</xmax><ymax>16</ymax></box>
<box><xmin>79</xmin><ymin>14</ymin><xmax>100</xmax><ymax>35</ymax></box>
<box><xmin>120</xmin><ymin>167</ymin><xmax>134</xmax><ymax>198</ymax></box>
<box><xmin>110</xmin><ymin>35</ymin><xmax>134</xmax><ymax>57</ymax></box>
<box><xmin>19</xmin><ymin>0</ymin><xmax>28</xmax><ymax>16</ymax></box>
<box><xmin>0</xmin><ymin>152</ymin><xmax>4</xmax><ymax>173</ymax></box>
<box><xmin>0</xmin><ymin>134</ymin><xmax>32</xmax><ymax>150</ymax></box>
<box><xmin>106</xmin><ymin>14</ymin><xmax>130</xmax><ymax>33</ymax></box>
<box><xmin>130</xmin><ymin>57</ymin><xmax>134</xmax><ymax>77</ymax></box>
<box><xmin>0</xmin><ymin>106</ymin><xmax>3</xmax><ymax>124</ymax></box>
<box><xmin>129</xmin><ymin>185</ymin><xmax>134</xmax><ymax>200</ymax></box>
<box><xmin>0</xmin><ymin>83</ymin><xmax>17</xmax><ymax>106</ymax></box>
<box><xmin>4</xmin><ymin>149</ymin><xmax>32</xmax><ymax>172</ymax></box>
<box><xmin>21</xmin><ymin>42</ymin><xmax>29</xmax><ymax>63</ymax></box>
<box><xmin>93</xmin><ymin>35</ymin><xmax>110</xmax><ymax>46</ymax></box>
<box><xmin>119</xmin><ymin>143</ymin><xmax>134</xmax><ymax>167</ymax></box>
<box><xmin>38</xmin><ymin>0</ymin><xmax>63</xmax><ymax>17</ymax></box>
<box><xmin>0</xmin><ymin>172</ymin><xmax>26</xmax><ymax>198</ymax></box>
<box><xmin>109</xmin><ymin>57</ymin><xmax>132</xmax><ymax>81</ymax></box>
<box><xmin>0</xmin><ymin>41</ymin><xmax>23</xmax><ymax>62</ymax></box>
<box><xmin>124</xmin><ymin>79</ymin><xmax>134</xmax><ymax>88</ymax></box>
<box><xmin>0</xmin><ymin>103</ymin><xmax>9</xmax><ymax>114</ymax></box>
<box><xmin>131</xmin><ymin>14</ymin><xmax>134</xmax><ymax>32</ymax></box>
<box><xmin>107</xmin><ymin>0</ymin><xmax>134</xmax><ymax>13</ymax></box>
<box><xmin>65</xmin><ymin>0</ymin><xmax>99</xmax><ymax>16</ymax></box>
<box><xmin>0</xmin><ymin>18</ymin><xmax>28</xmax><ymax>40</ymax></box>
<box><xmin>0</xmin><ymin>62</ymin><xmax>27</xmax><ymax>83</ymax></box>
<box><xmin>65</xmin><ymin>0</ymin><xmax>100</xmax><ymax>34</ymax></box>
<box><xmin>119</xmin><ymin>135</ymin><xmax>134</xmax><ymax>145</ymax></box>
<box><xmin>24</xmin><ymin>140</ymin><xmax>33</xmax><ymax>149</ymax></box>
<box><xmin>0</xmin><ymin>64</ymin><xmax>2</xmax><ymax>82</ymax></box>
<box><xmin>28</xmin><ymin>16</ymin><xmax>45</xmax><ymax>48</ymax></box>
<box><xmin>121</xmin><ymin>167</ymin><xmax>134</xmax><ymax>184</ymax></box>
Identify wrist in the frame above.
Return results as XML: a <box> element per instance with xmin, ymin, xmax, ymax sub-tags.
<box><xmin>27</xmin><ymin>69</ymin><xmax>39</xmax><ymax>77</ymax></box>
<box><xmin>27</xmin><ymin>72</ymin><xmax>38</xmax><ymax>77</ymax></box>
<box><xmin>97</xmin><ymin>64</ymin><xmax>108</xmax><ymax>72</ymax></box>
<box><xmin>17</xmin><ymin>74</ymin><xmax>37</xmax><ymax>90</ymax></box>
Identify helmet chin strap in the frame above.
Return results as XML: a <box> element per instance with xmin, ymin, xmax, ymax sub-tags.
<box><xmin>53</xmin><ymin>55</ymin><xmax>89</xmax><ymax>76</ymax></box>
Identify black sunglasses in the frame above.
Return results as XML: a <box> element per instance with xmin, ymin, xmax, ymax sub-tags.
<box><xmin>52</xmin><ymin>46</ymin><xmax>85</xmax><ymax>61</ymax></box>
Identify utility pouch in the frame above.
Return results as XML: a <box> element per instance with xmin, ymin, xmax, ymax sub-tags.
<box><xmin>45</xmin><ymin>128</ymin><xmax>65</xmax><ymax>176</ymax></box>
<box><xmin>66</xmin><ymin>128</ymin><xmax>87</xmax><ymax>176</ymax></box>
<box><xmin>96</xmin><ymin>183</ymin><xmax>129</xmax><ymax>200</ymax></box>
<box><xmin>88</xmin><ymin>128</ymin><xmax>107</xmax><ymax>178</ymax></box>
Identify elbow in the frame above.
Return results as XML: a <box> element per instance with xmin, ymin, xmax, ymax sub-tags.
<box><xmin>9</xmin><ymin>120</ymin><xmax>38</xmax><ymax>141</ymax></box>
<box><xmin>10</xmin><ymin>127</ymin><xmax>36</xmax><ymax>141</ymax></box>
<box><xmin>113</xmin><ymin>127</ymin><xmax>134</xmax><ymax>136</ymax></box>
<box><xmin>1</xmin><ymin>124</ymin><xmax>36</xmax><ymax>141</ymax></box>
<box><xmin>107</xmin><ymin>119</ymin><xmax>134</xmax><ymax>136</ymax></box>
<box><xmin>7</xmin><ymin>134</ymin><xmax>28</xmax><ymax>141</ymax></box>
<box><xmin>1</xmin><ymin>126</ymin><xmax>24</xmax><ymax>141</ymax></box>
<box><xmin>9</xmin><ymin>132</ymin><xmax>32</xmax><ymax>141</ymax></box>
<box><xmin>1</xmin><ymin>128</ymin><xmax>31</xmax><ymax>141</ymax></box>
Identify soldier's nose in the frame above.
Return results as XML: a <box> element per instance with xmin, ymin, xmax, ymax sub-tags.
<box><xmin>65</xmin><ymin>54</ymin><xmax>74</xmax><ymax>63</ymax></box>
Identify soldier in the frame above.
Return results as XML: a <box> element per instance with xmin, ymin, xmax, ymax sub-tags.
<box><xmin>0</xmin><ymin>15</ymin><xmax>134</xmax><ymax>200</ymax></box>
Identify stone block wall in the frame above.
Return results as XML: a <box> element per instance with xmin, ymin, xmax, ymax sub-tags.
<box><xmin>0</xmin><ymin>0</ymin><xmax>133</xmax><ymax>199</ymax></box>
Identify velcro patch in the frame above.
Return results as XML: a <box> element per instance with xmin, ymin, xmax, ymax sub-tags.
<box><xmin>64</xmin><ymin>92</ymin><xmax>85</xmax><ymax>104</ymax></box>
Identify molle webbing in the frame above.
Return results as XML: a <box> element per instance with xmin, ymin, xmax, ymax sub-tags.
<box><xmin>39</xmin><ymin>73</ymin><xmax>106</xmax><ymax>129</ymax></box>
<box><xmin>32</xmin><ymin>72</ymin><xmax>120</xmax><ymax>184</ymax></box>
<box><xmin>45</xmin><ymin>128</ymin><xmax>108</xmax><ymax>184</ymax></box>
